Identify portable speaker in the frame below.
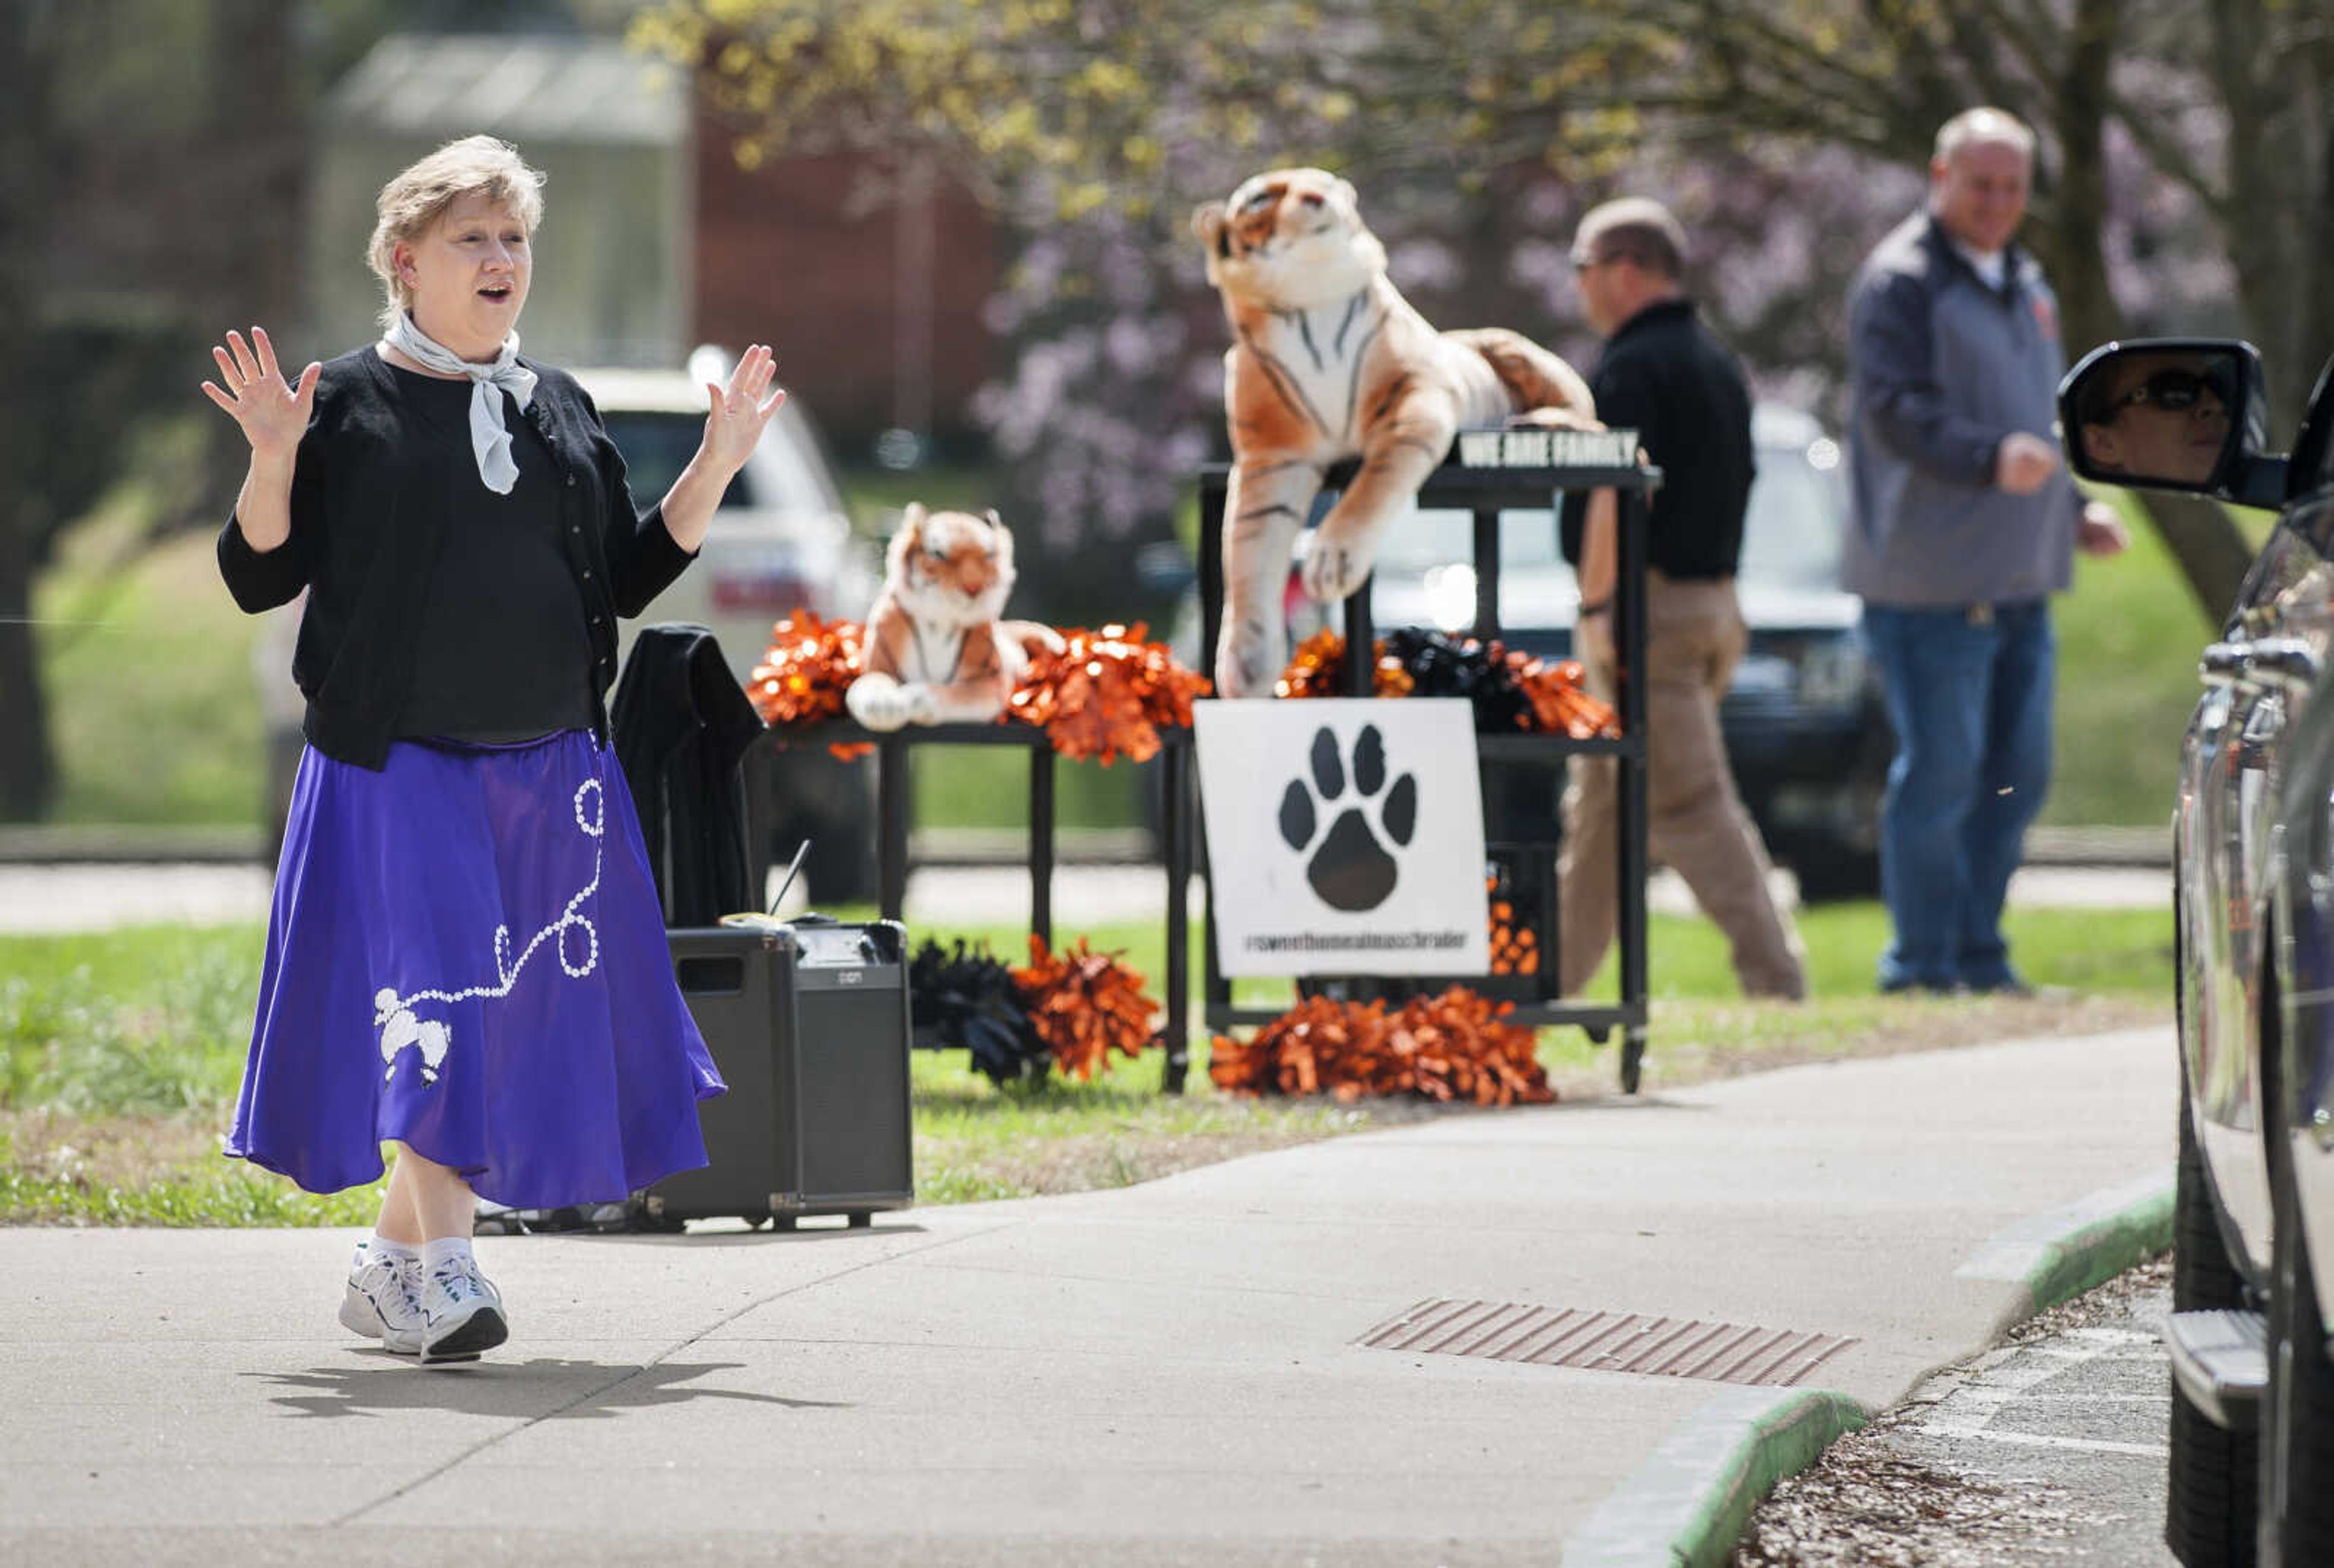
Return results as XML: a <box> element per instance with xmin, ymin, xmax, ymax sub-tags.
<box><xmin>649</xmin><ymin>919</ymin><xmax>914</xmax><ymax>1228</ymax></box>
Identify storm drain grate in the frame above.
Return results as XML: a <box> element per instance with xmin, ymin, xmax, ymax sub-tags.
<box><xmin>1358</xmin><ymin>1299</ymin><xmax>1858</xmax><ymax>1386</ymax></box>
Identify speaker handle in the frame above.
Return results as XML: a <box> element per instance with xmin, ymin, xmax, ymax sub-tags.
<box><xmin>768</xmin><ymin>838</ymin><xmax>812</xmax><ymax>916</ymax></box>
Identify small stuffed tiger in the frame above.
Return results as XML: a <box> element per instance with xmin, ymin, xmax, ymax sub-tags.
<box><xmin>1193</xmin><ymin>167</ymin><xmax>1600</xmax><ymax>698</ymax></box>
<box><xmin>845</xmin><ymin>503</ymin><xmax>1061</xmax><ymax>731</ymax></box>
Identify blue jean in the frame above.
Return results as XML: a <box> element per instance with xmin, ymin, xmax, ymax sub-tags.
<box><xmin>1859</xmin><ymin>600</ymin><xmax>2054</xmax><ymax>991</ymax></box>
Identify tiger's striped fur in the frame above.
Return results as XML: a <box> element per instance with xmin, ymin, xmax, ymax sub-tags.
<box><xmin>1193</xmin><ymin>167</ymin><xmax>1599</xmax><ymax>698</ymax></box>
<box><xmin>845</xmin><ymin>503</ymin><xmax>1060</xmax><ymax>731</ymax></box>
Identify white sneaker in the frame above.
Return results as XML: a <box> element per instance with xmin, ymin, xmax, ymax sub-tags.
<box><xmin>418</xmin><ymin>1257</ymin><xmax>509</xmax><ymax>1364</ymax></box>
<box><xmin>339</xmin><ymin>1251</ymin><xmax>427</xmax><ymax>1356</ymax></box>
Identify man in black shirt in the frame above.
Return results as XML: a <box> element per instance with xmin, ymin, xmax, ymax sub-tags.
<box><xmin>1555</xmin><ymin>198</ymin><xmax>1806</xmax><ymax>999</ymax></box>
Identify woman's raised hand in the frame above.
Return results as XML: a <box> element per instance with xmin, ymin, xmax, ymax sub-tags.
<box><xmin>201</xmin><ymin>328</ymin><xmax>320</xmax><ymax>461</ymax></box>
<box><xmin>700</xmin><ymin>343</ymin><xmax>787</xmax><ymax>477</ymax></box>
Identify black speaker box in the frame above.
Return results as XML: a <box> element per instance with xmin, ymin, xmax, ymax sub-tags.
<box><xmin>650</xmin><ymin>920</ymin><xmax>915</xmax><ymax>1228</ymax></box>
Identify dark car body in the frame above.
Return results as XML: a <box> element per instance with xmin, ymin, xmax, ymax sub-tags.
<box><xmin>1335</xmin><ymin>404</ymin><xmax>1887</xmax><ymax>899</ymax></box>
<box><xmin>2063</xmin><ymin>337</ymin><xmax>2334</xmax><ymax>1566</ymax></box>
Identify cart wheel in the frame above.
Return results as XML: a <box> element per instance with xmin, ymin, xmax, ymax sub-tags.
<box><xmin>1583</xmin><ymin>1023</ymin><xmax>1611</xmax><ymax>1045</ymax></box>
<box><xmin>737</xmin><ymin>1215</ymin><xmax>765</xmax><ymax>1231</ymax></box>
<box><xmin>849</xmin><ymin>1211</ymin><xmax>872</xmax><ymax>1229</ymax></box>
<box><xmin>1620</xmin><ymin>1030</ymin><xmax>1645</xmax><ymax>1095</ymax></box>
<box><xmin>772</xmin><ymin>1215</ymin><xmax>797</xmax><ymax>1233</ymax></box>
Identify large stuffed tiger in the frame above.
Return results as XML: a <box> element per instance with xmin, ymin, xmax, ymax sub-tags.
<box><xmin>845</xmin><ymin>503</ymin><xmax>1061</xmax><ymax>731</ymax></box>
<box><xmin>1194</xmin><ymin>167</ymin><xmax>1600</xmax><ymax>698</ymax></box>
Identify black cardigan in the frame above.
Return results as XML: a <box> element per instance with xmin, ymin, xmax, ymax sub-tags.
<box><xmin>218</xmin><ymin>346</ymin><xmax>696</xmax><ymax>769</ymax></box>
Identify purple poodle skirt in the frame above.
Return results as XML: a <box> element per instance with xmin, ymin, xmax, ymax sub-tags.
<box><xmin>225</xmin><ymin>730</ymin><xmax>725</xmax><ymax>1207</ymax></box>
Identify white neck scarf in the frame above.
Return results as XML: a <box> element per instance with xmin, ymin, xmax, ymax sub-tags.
<box><xmin>380</xmin><ymin>312</ymin><xmax>540</xmax><ymax>495</ymax></box>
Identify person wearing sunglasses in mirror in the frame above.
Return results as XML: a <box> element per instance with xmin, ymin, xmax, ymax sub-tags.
<box><xmin>2074</xmin><ymin>355</ymin><xmax>2235</xmax><ymax>487</ymax></box>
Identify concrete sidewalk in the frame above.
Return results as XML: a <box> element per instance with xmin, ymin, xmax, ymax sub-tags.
<box><xmin>0</xmin><ymin>1026</ymin><xmax>2174</xmax><ymax>1567</ymax></box>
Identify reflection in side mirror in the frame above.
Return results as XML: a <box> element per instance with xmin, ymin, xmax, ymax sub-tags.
<box><xmin>2058</xmin><ymin>339</ymin><xmax>2268</xmax><ymax>501</ymax></box>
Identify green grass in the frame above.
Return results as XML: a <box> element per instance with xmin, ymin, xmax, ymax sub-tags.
<box><xmin>1</xmin><ymin>1144</ymin><xmax>386</xmax><ymax>1228</ymax></box>
<box><xmin>906</xmin><ymin>1057</ymin><xmax>1376</xmax><ymax>1205</ymax></box>
<box><xmin>0</xmin><ymin>919</ymin><xmax>1402</xmax><ymax>1225</ymax></box>
<box><xmin>1578</xmin><ymin>898</ymin><xmax>2172</xmax><ymax>999</ymax></box>
<box><xmin>903</xmin><ymin>900</ymin><xmax>2170</xmax><ymax>1013</ymax></box>
<box><xmin>2040</xmin><ymin>489</ymin><xmax>2228</xmax><ymax>827</ymax></box>
<box><xmin>36</xmin><ymin>522</ymin><xmax>268</xmax><ymax>825</ymax></box>
<box><xmin>0</xmin><ymin>926</ymin><xmax>256</xmax><ymax>1115</ymax></box>
<box><xmin>907</xmin><ymin>744</ymin><xmax>1154</xmax><ymax>831</ymax></box>
<box><xmin>0</xmin><ymin>901</ymin><xmax>2171</xmax><ymax>1225</ymax></box>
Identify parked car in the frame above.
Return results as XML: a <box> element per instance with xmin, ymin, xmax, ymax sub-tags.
<box><xmin>260</xmin><ymin>348</ymin><xmax>882</xmax><ymax>901</ymax></box>
<box><xmin>2062</xmin><ymin>337</ymin><xmax>2334</xmax><ymax>1566</ymax></box>
<box><xmin>1300</xmin><ymin>402</ymin><xmax>1887</xmax><ymax>900</ymax></box>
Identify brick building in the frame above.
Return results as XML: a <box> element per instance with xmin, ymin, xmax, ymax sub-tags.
<box><xmin>690</xmin><ymin>111</ymin><xmax>999</xmax><ymax>453</ymax></box>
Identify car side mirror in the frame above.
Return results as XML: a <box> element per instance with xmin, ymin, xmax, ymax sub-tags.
<box><xmin>2059</xmin><ymin>339</ymin><xmax>2287</xmax><ymax>507</ymax></box>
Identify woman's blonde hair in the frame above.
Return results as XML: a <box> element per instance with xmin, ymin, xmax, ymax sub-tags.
<box><xmin>365</xmin><ymin>135</ymin><xmax>546</xmax><ymax>331</ymax></box>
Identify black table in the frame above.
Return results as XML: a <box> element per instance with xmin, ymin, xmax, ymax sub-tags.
<box><xmin>743</xmin><ymin>719</ymin><xmax>1197</xmax><ymax>1092</ymax></box>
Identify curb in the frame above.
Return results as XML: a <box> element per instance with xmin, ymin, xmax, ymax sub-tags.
<box><xmin>1954</xmin><ymin>1167</ymin><xmax>2175</xmax><ymax>1334</ymax></box>
<box><xmin>1560</xmin><ymin>1164</ymin><xmax>2175</xmax><ymax>1567</ymax></box>
<box><xmin>1561</xmin><ymin>1386</ymin><xmax>1866</xmax><ymax>1567</ymax></box>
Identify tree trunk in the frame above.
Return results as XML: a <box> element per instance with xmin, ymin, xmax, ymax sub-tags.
<box><xmin>0</xmin><ymin>4</ymin><xmax>58</xmax><ymax>818</ymax></box>
<box><xmin>2052</xmin><ymin>0</ymin><xmax>2253</xmax><ymax>622</ymax></box>
<box><xmin>186</xmin><ymin>0</ymin><xmax>308</xmax><ymax>531</ymax></box>
<box><xmin>0</xmin><ymin>526</ymin><xmax>53</xmax><ymax>821</ymax></box>
<box><xmin>2212</xmin><ymin>0</ymin><xmax>2316</xmax><ymax>422</ymax></box>
<box><xmin>2145</xmin><ymin>495</ymin><xmax>2256</xmax><ymax>624</ymax></box>
<box><xmin>2296</xmin><ymin>13</ymin><xmax>2334</xmax><ymax>407</ymax></box>
<box><xmin>2047</xmin><ymin>0</ymin><xmax>2115</xmax><ymax>359</ymax></box>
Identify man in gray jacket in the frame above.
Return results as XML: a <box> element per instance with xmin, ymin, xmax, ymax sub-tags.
<box><xmin>1845</xmin><ymin>106</ymin><xmax>2127</xmax><ymax>994</ymax></box>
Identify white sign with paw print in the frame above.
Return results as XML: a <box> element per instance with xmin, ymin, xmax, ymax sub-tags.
<box><xmin>1195</xmin><ymin>699</ymin><xmax>1489</xmax><ymax>977</ymax></box>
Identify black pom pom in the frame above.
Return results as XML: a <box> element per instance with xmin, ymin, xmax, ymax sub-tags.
<box><xmin>1382</xmin><ymin>627</ymin><xmax>1530</xmax><ymax>732</ymax></box>
<box><xmin>909</xmin><ymin>938</ymin><xmax>1050</xmax><ymax>1087</ymax></box>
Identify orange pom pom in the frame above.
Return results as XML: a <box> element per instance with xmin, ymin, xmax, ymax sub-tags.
<box><xmin>749</xmin><ymin>610</ymin><xmax>867</xmax><ymax>730</ymax></box>
<box><xmin>1010</xmin><ymin>934</ymin><xmax>1158</xmax><ymax>1080</ymax></box>
<box><xmin>1008</xmin><ymin>624</ymin><xmax>1211</xmax><ymax>765</ymax></box>
<box><xmin>1497</xmin><ymin>644</ymin><xmax>1620</xmax><ymax>738</ymax></box>
<box><xmin>1208</xmin><ymin>985</ymin><xmax>1552</xmax><ymax>1106</ymax></box>
<box><xmin>1273</xmin><ymin>630</ymin><xmax>1414</xmax><ymax>700</ymax></box>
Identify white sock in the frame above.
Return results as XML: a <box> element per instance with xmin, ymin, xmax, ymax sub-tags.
<box><xmin>367</xmin><ymin>1234</ymin><xmax>419</xmax><ymax>1265</ymax></box>
<box><xmin>421</xmin><ymin>1237</ymin><xmax>476</xmax><ymax>1277</ymax></box>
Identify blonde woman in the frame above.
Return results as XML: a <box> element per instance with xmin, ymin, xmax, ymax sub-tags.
<box><xmin>204</xmin><ymin>136</ymin><xmax>777</xmax><ymax>1364</ymax></box>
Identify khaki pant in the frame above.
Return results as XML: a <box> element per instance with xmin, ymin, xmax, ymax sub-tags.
<box><xmin>1557</xmin><ymin>571</ymin><xmax>1808</xmax><ymax>999</ymax></box>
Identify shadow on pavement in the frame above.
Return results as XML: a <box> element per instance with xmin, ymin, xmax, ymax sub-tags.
<box><xmin>246</xmin><ymin>1359</ymin><xmax>852</xmax><ymax>1420</ymax></box>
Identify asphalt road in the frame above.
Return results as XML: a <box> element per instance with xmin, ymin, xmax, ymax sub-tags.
<box><xmin>1735</xmin><ymin>1257</ymin><xmax>2180</xmax><ymax>1567</ymax></box>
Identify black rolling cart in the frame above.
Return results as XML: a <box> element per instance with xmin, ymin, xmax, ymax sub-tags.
<box><xmin>1193</xmin><ymin>449</ymin><xmax>1659</xmax><ymax>1091</ymax></box>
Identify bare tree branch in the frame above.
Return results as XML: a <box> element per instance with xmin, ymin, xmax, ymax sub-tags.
<box><xmin>2100</xmin><ymin>87</ymin><xmax>2229</xmax><ymax>216</ymax></box>
<box><xmin>1943</xmin><ymin>1</ymin><xmax>2036</xmax><ymax>113</ymax></box>
<box><xmin>1969</xmin><ymin>0</ymin><xmax>2064</xmax><ymax>91</ymax></box>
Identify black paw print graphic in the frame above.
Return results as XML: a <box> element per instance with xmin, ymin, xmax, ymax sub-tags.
<box><xmin>1278</xmin><ymin>724</ymin><xmax>1418</xmax><ymax>912</ymax></box>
